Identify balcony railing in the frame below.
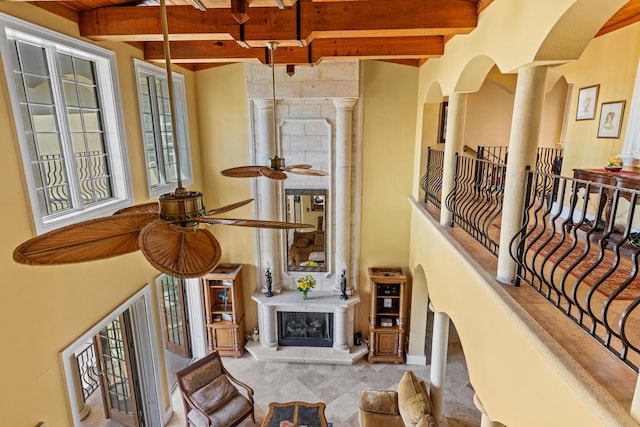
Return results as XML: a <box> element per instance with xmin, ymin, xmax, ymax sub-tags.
<box><xmin>511</xmin><ymin>170</ymin><xmax>640</xmax><ymax>371</ymax></box>
<box><xmin>421</xmin><ymin>147</ymin><xmax>444</xmax><ymax>207</ymax></box>
<box><xmin>444</xmin><ymin>154</ymin><xmax>505</xmax><ymax>255</ymax></box>
<box><xmin>76</xmin><ymin>341</ymin><xmax>100</xmax><ymax>401</ymax></box>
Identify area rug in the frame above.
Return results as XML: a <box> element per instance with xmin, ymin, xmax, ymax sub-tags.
<box><xmin>523</xmin><ymin>226</ymin><xmax>640</xmax><ymax>300</ymax></box>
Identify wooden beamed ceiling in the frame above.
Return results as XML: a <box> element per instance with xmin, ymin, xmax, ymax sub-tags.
<box><xmin>29</xmin><ymin>0</ymin><xmax>640</xmax><ymax>70</ymax></box>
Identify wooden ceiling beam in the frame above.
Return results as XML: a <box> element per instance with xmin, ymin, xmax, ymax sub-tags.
<box><xmin>78</xmin><ymin>0</ymin><xmax>477</xmax><ymax>42</ymax></box>
<box><xmin>143</xmin><ymin>35</ymin><xmax>444</xmax><ymax>64</ymax></box>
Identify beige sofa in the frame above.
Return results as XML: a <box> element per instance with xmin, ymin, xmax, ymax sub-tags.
<box><xmin>288</xmin><ymin>230</ymin><xmax>325</xmax><ymax>265</ymax></box>
<box><xmin>359</xmin><ymin>371</ymin><xmax>438</xmax><ymax>427</ymax></box>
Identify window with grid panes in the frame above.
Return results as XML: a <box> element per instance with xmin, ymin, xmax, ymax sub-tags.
<box><xmin>134</xmin><ymin>59</ymin><xmax>192</xmax><ymax>197</ymax></box>
<box><xmin>0</xmin><ymin>13</ymin><xmax>132</xmax><ymax>233</ymax></box>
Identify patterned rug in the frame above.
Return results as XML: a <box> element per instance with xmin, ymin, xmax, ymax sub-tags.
<box><xmin>524</xmin><ymin>226</ymin><xmax>640</xmax><ymax>300</ymax></box>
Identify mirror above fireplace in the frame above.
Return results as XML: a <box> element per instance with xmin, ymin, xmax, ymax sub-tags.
<box><xmin>285</xmin><ymin>189</ymin><xmax>327</xmax><ymax>272</ymax></box>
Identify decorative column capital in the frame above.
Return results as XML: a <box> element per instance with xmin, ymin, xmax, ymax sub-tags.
<box><xmin>254</xmin><ymin>98</ymin><xmax>275</xmax><ymax>110</ymax></box>
<box><xmin>332</xmin><ymin>98</ymin><xmax>358</xmax><ymax>111</ymax></box>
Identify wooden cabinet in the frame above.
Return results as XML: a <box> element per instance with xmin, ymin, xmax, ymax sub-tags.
<box><xmin>368</xmin><ymin>267</ymin><xmax>408</xmax><ymax>363</ymax></box>
<box><xmin>202</xmin><ymin>264</ymin><xmax>245</xmax><ymax>357</ymax></box>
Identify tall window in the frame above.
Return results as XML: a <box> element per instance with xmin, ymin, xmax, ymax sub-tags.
<box><xmin>0</xmin><ymin>13</ymin><xmax>131</xmax><ymax>233</ymax></box>
<box><xmin>134</xmin><ymin>60</ymin><xmax>192</xmax><ymax>197</ymax></box>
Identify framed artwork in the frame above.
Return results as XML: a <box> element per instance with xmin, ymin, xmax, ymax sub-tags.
<box><xmin>439</xmin><ymin>101</ymin><xmax>448</xmax><ymax>143</ymax></box>
<box><xmin>597</xmin><ymin>100</ymin><xmax>626</xmax><ymax>139</ymax></box>
<box><xmin>576</xmin><ymin>85</ymin><xmax>599</xmax><ymax>120</ymax></box>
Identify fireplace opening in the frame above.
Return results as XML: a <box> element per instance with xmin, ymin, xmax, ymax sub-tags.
<box><xmin>277</xmin><ymin>311</ymin><xmax>334</xmax><ymax>347</ymax></box>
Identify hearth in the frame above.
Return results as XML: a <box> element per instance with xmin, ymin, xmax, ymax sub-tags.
<box><xmin>278</xmin><ymin>312</ymin><xmax>334</xmax><ymax>347</ymax></box>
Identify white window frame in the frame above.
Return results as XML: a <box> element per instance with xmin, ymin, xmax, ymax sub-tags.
<box><xmin>0</xmin><ymin>13</ymin><xmax>132</xmax><ymax>234</ymax></box>
<box><xmin>134</xmin><ymin>59</ymin><xmax>192</xmax><ymax>198</ymax></box>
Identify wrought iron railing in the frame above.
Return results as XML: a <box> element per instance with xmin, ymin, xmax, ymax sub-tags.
<box><xmin>420</xmin><ymin>147</ymin><xmax>444</xmax><ymax>207</ymax></box>
<box><xmin>477</xmin><ymin>145</ymin><xmax>508</xmax><ymax>165</ymax></box>
<box><xmin>76</xmin><ymin>341</ymin><xmax>100</xmax><ymax>401</ymax></box>
<box><xmin>444</xmin><ymin>154</ymin><xmax>504</xmax><ymax>255</ymax></box>
<box><xmin>39</xmin><ymin>151</ymin><xmax>112</xmax><ymax>215</ymax></box>
<box><xmin>511</xmin><ymin>170</ymin><xmax>640</xmax><ymax>372</ymax></box>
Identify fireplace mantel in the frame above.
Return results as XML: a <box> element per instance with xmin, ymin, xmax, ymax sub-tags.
<box><xmin>250</xmin><ymin>290</ymin><xmax>368</xmax><ymax>364</ymax></box>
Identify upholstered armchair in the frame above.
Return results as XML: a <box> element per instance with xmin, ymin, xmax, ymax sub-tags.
<box><xmin>359</xmin><ymin>371</ymin><xmax>438</xmax><ymax>427</ymax></box>
<box><xmin>175</xmin><ymin>351</ymin><xmax>255</xmax><ymax>427</ymax></box>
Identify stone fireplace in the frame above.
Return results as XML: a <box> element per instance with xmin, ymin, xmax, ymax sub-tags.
<box><xmin>249</xmin><ymin>291</ymin><xmax>367</xmax><ymax>364</ymax></box>
<box><xmin>278</xmin><ymin>311</ymin><xmax>333</xmax><ymax>347</ymax></box>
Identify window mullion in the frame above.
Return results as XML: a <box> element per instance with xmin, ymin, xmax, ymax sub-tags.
<box><xmin>46</xmin><ymin>45</ymin><xmax>82</xmax><ymax>211</ymax></box>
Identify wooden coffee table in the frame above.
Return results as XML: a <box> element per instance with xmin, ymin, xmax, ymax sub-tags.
<box><xmin>262</xmin><ymin>401</ymin><xmax>328</xmax><ymax>427</ymax></box>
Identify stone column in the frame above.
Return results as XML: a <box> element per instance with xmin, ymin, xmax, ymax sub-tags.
<box><xmin>430</xmin><ymin>310</ymin><xmax>450</xmax><ymax>426</ymax></box>
<box><xmin>255</xmin><ymin>99</ymin><xmax>281</xmax><ymax>292</ymax></box>
<box><xmin>258</xmin><ymin>304</ymin><xmax>278</xmax><ymax>347</ymax></box>
<box><xmin>473</xmin><ymin>394</ymin><xmax>506</xmax><ymax>427</ymax></box>
<box><xmin>496</xmin><ymin>65</ymin><xmax>549</xmax><ymax>284</ymax></box>
<box><xmin>440</xmin><ymin>93</ymin><xmax>468</xmax><ymax>226</ymax></box>
<box><xmin>333</xmin><ymin>306</ymin><xmax>349</xmax><ymax>351</ymax></box>
<box><xmin>333</xmin><ymin>98</ymin><xmax>358</xmax><ymax>291</ymax></box>
<box><xmin>70</xmin><ymin>355</ymin><xmax>90</xmax><ymax>420</ymax></box>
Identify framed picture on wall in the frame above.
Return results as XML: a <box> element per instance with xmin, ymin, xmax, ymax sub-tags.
<box><xmin>576</xmin><ymin>85</ymin><xmax>599</xmax><ymax>120</ymax></box>
<box><xmin>597</xmin><ymin>100</ymin><xmax>626</xmax><ymax>139</ymax></box>
<box><xmin>438</xmin><ymin>101</ymin><xmax>448</xmax><ymax>143</ymax></box>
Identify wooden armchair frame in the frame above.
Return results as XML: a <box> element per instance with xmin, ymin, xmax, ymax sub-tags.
<box><xmin>174</xmin><ymin>351</ymin><xmax>255</xmax><ymax>427</ymax></box>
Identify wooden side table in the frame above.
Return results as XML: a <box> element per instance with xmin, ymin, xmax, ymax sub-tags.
<box><xmin>262</xmin><ymin>401</ymin><xmax>328</xmax><ymax>427</ymax></box>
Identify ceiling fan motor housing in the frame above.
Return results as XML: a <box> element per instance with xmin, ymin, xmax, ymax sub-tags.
<box><xmin>159</xmin><ymin>188</ymin><xmax>207</xmax><ymax>231</ymax></box>
<box><xmin>269</xmin><ymin>156</ymin><xmax>286</xmax><ymax>170</ymax></box>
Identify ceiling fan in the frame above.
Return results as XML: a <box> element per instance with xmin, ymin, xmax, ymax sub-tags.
<box><xmin>220</xmin><ymin>42</ymin><xmax>328</xmax><ymax>181</ymax></box>
<box><xmin>12</xmin><ymin>1</ymin><xmax>311</xmax><ymax>279</ymax></box>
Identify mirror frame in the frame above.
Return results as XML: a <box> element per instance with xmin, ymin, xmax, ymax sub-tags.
<box><xmin>285</xmin><ymin>189</ymin><xmax>328</xmax><ymax>273</ymax></box>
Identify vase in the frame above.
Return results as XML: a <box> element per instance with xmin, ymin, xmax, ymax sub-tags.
<box><xmin>302</xmin><ymin>290</ymin><xmax>308</xmax><ymax>300</ymax></box>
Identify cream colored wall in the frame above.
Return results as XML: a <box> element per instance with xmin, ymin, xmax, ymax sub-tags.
<box><xmin>358</xmin><ymin>60</ymin><xmax>418</xmax><ymax>335</ymax></box>
<box><xmin>193</xmin><ymin>64</ymin><xmax>260</xmax><ymax>329</ymax></box>
<box><xmin>555</xmin><ymin>22</ymin><xmax>640</xmax><ymax>174</ymax></box>
<box><xmin>0</xmin><ymin>4</ymin><xmax>205</xmax><ymax>425</ymax></box>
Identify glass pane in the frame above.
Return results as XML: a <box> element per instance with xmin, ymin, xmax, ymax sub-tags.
<box><xmin>13</xmin><ymin>72</ymin><xmax>27</xmax><ymax>102</ymax></box>
<box><xmin>24</xmin><ymin>75</ymin><xmax>53</xmax><ymax>104</ymax></box>
<box><xmin>71</xmin><ymin>132</ymin><xmax>86</xmax><ymax>154</ymax></box>
<box><xmin>67</xmin><ymin>107</ymin><xmax>83</xmax><ymax>131</ymax></box>
<box><xmin>79</xmin><ymin>84</ymin><xmax>98</xmax><ymax>108</ymax></box>
<box><xmin>58</xmin><ymin>53</ymin><xmax>74</xmax><ymax>79</ymax></box>
<box><xmin>83</xmin><ymin>110</ymin><xmax>102</xmax><ymax>132</ymax></box>
<box><xmin>31</xmin><ymin>105</ymin><xmax>57</xmax><ymax>133</ymax></box>
<box><xmin>73</xmin><ymin>57</ymin><xmax>96</xmax><ymax>84</ymax></box>
<box><xmin>18</xmin><ymin>42</ymin><xmax>49</xmax><ymax>76</ymax></box>
<box><xmin>35</xmin><ymin>133</ymin><xmax>63</xmax><ymax>157</ymax></box>
<box><xmin>25</xmin><ymin>134</ymin><xmax>38</xmax><ymax>160</ymax></box>
<box><xmin>143</xmin><ymin>113</ymin><xmax>154</xmax><ymax>132</ymax></box>
<box><xmin>86</xmin><ymin>132</ymin><xmax>105</xmax><ymax>153</ymax></box>
<box><xmin>20</xmin><ymin>104</ymin><xmax>33</xmax><ymax>132</ymax></box>
<box><xmin>8</xmin><ymin>39</ymin><xmax>19</xmax><ymax>71</ymax></box>
<box><xmin>63</xmin><ymin>81</ymin><xmax>79</xmax><ymax>107</ymax></box>
<box><xmin>138</xmin><ymin>76</ymin><xmax>150</xmax><ymax>95</ymax></box>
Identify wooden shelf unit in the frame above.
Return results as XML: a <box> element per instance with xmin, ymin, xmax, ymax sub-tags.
<box><xmin>368</xmin><ymin>267</ymin><xmax>409</xmax><ymax>363</ymax></box>
<box><xmin>202</xmin><ymin>264</ymin><xmax>245</xmax><ymax>357</ymax></box>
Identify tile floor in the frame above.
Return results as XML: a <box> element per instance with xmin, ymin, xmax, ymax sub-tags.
<box><xmin>83</xmin><ymin>318</ymin><xmax>481</xmax><ymax>427</ymax></box>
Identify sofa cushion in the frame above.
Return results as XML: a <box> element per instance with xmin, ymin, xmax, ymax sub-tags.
<box><xmin>359</xmin><ymin>389</ymin><xmax>399</xmax><ymax>415</ymax></box>
<box><xmin>397</xmin><ymin>371</ymin><xmax>434</xmax><ymax>427</ymax></box>
<box><xmin>191</xmin><ymin>374</ymin><xmax>239</xmax><ymax>414</ymax></box>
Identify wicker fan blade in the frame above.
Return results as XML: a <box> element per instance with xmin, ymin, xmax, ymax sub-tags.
<box><xmin>287</xmin><ymin>168</ymin><xmax>329</xmax><ymax>177</ymax></box>
<box><xmin>113</xmin><ymin>202</ymin><xmax>159</xmax><ymax>215</ymax></box>
<box><xmin>200</xmin><ymin>217</ymin><xmax>314</xmax><ymax>229</ymax></box>
<box><xmin>283</xmin><ymin>164</ymin><xmax>313</xmax><ymax>170</ymax></box>
<box><xmin>13</xmin><ymin>213</ymin><xmax>156</xmax><ymax>265</ymax></box>
<box><xmin>258</xmin><ymin>167</ymin><xmax>287</xmax><ymax>180</ymax></box>
<box><xmin>139</xmin><ymin>220</ymin><xmax>222</xmax><ymax>278</ymax></box>
<box><xmin>206</xmin><ymin>198</ymin><xmax>254</xmax><ymax>216</ymax></box>
<box><xmin>220</xmin><ymin>166</ymin><xmax>263</xmax><ymax>178</ymax></box>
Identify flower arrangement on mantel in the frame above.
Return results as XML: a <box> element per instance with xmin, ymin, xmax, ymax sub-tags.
<box><xmin>296</xmin><ymin>274</ymin><xmax>317</xmax><ymax>300</ymax></box>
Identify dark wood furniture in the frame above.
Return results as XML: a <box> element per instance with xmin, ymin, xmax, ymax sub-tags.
<box><xmin>262</xmin><ymin>401</ymin><xmax>328</xmax><ymax>427</ymax></box>
<box><xmin>202</xmin><ymin>264</ymin><xmax>246</xmax><ymax>357</ymax></box>
<box><xmin>174</xmin><ymin>351</ymin><xmax>255</xmax><ymax>427</ymax></box>
<box><xmin>368</xmin><ymin>267</ymin><xmax>409</xmax><ymax>364</ymax></box>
